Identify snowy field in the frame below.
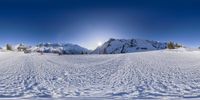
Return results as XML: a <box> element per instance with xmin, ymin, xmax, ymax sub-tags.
<box><xmin>0</xmin><ymin>49</ymin><xmax>200</xmax><ymax>99</ymax></box>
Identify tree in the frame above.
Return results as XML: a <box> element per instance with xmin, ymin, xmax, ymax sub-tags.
<box><xmin>6</xmin><ymin>44</ymin><xmax>13</xmax><ymax>51</ymax></box>
<box><xmin>167</xmin><ymin>41</ymin><xmax>175</xmax><ymax>49</ymax></box>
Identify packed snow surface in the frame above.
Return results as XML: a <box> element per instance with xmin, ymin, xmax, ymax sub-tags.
<box><xmin>0</xmin><ymin>49</ymin><xmax>200</xmax><ymax>99</ymax></box>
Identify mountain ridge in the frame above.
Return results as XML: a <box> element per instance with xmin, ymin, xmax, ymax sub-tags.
<box><xmin>92</xmin><ymin>38</ymin><xmax>182</xmax><ymax>54</ymax></box>
<box><xmin>0</xmin><ymin>38</ymin><xmax>183</xmax><ymax>54</ymax></box>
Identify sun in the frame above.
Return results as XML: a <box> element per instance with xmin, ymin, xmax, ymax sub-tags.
<box><xmin>97</xmin><ymin>42</ymin><xmax>102</xmax><ymax>46</ymax></box>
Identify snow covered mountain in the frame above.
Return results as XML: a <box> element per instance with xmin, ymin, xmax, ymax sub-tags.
<box><xmin>92</xmin><ymin>38</ymin><xmax>168</xmax><ymax>54</ymax></box>
<box><xmin>0</xmin><ymin>39</ymin><xmax>182</xmax><ymax>54</ymax></box>
<box><xmin>14</xmin><ymin>43</ymin><xmax>31</xmax><ymax>51</ymax></box>
<box><xmin>34</xmin><ymin>43</ymin><xmax>90</xmax><ymax>54</ymax></box>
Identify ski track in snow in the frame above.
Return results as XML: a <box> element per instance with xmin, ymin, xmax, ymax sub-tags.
<box><xmin>0</xmin><ymin>50</ymin><xmax>200</xmax><ymax>99</ymax></box>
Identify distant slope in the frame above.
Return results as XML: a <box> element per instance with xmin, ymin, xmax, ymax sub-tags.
<box><xmin>92</xmin><ymin>38</ymin><xmax>168</xmax><ymax>54</ymax></box>
<box><xmin>33</xmin><ymin>43</ymin><xmax>90</xmax><ymax>54</ymax></box>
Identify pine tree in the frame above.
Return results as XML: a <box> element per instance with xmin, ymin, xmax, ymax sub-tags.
<box><xmin>6</xmin><ymin>44</ymin><xmax>13</xmax><ymax>51</ymax></box>
<box><xmin>167</xmin><ymin>41</ymin><xmax>175</xmax><ymax>49</ymax></box>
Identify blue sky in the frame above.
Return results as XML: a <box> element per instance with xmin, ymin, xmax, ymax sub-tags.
<box><xmin>0</xmin><ymin>0</ymin><xmax>200</xmax><ymax>49</ymax></box>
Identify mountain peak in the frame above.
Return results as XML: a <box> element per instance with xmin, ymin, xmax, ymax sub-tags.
<box><xmin>92</xmin><ymin>38</ymin><xmax>182</xmax><ymax>54</ymax></box>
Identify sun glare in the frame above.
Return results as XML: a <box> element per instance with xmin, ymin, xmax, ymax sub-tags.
<box><xmin>98</xmin><ymin>42</ymin><xmax>102</xmax><ymax>46</ymax></box>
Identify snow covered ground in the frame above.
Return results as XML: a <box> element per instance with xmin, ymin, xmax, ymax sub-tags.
<box><xmin>0</xmin><ymin>49</ymin><xmax>200</xmax><ymax>99</ymax></box>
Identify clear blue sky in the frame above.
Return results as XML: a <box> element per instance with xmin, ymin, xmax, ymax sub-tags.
<box><xmin>0</xmin><ymin>0</ymin><xmax>200</xmax><ymax>49</ymax></box>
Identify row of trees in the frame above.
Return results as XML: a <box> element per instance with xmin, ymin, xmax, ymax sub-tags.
<box><xmin>167</xmin><ymin>41</ymin><xmax>182</xmax><ymax>49</ymax></box>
